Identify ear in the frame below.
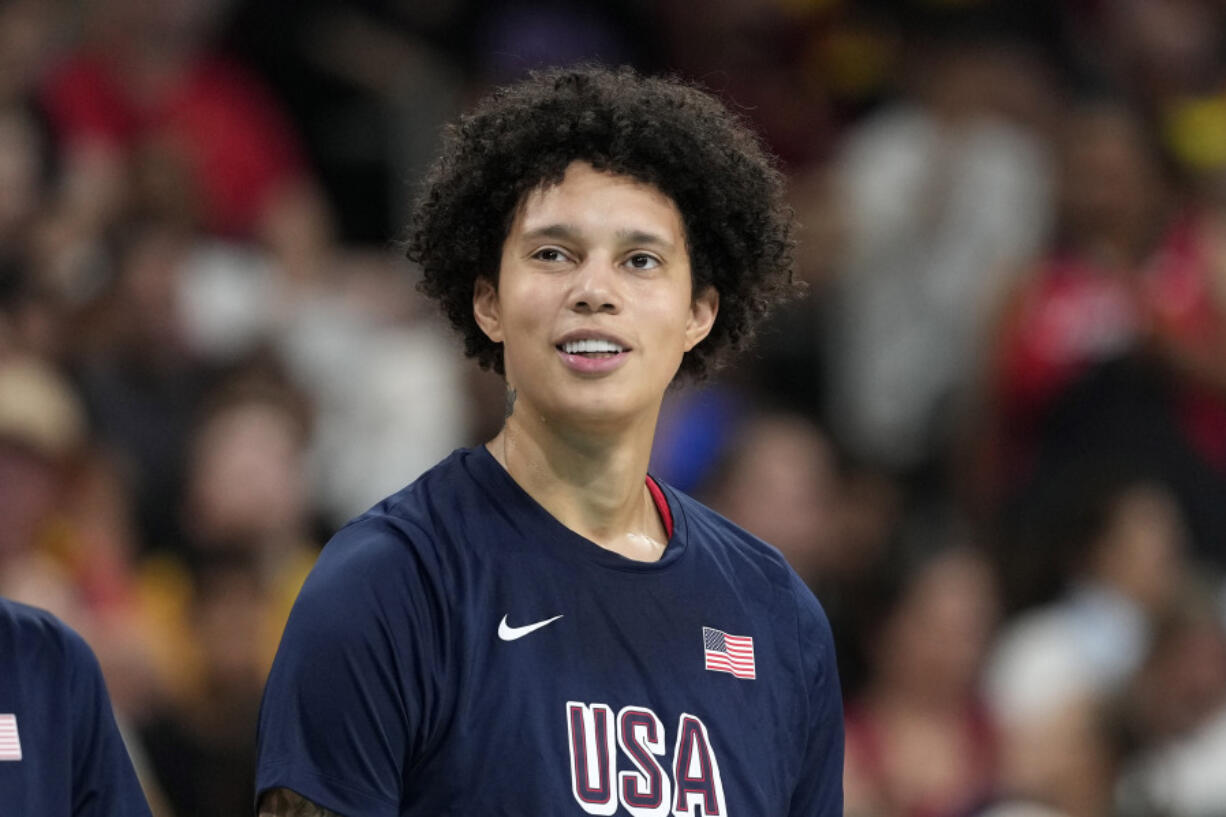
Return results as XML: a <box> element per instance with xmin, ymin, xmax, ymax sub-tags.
<box><xmin>472</xmin><ymin>276</ymin><xmax>504</xmax><ymax>343</ymax></box>
<box><xmin>683</xmin><ymin>286</ymin><xmax>719</xmax><ymax>352</ymax></box>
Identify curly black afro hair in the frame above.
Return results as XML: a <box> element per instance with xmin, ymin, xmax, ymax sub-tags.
<box><xmin>405</xmin><ymin>65</ymin><xmax>798</xmax><ymax>379</ymax></box>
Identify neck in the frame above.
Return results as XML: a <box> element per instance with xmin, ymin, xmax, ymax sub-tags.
<box><xmin>488</xmin><ymin>398</ymin><xmax>667</xmax><ymax>561</ymax></box>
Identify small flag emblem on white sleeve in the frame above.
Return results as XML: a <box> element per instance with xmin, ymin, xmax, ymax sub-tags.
<box><xmin>703</xmin><ymin>627</ymin><xmax>756</xmax><ymax>679</ymax></box>
<box><xmin>0</xmin><ymin>714</ymin><xmax>21</xmax><ymax>761</ymax></box>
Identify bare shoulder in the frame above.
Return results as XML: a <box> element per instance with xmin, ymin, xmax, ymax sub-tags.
<box><xmin>258</xmin><ymin>788</ymin><xmax>347</xmax><ymax>817</ymax></box>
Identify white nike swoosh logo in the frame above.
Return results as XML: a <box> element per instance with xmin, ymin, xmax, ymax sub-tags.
<box><xmin>498</xmin><ymin>613</ymin><xmax>564</xmax><ymax>641</ymax></box>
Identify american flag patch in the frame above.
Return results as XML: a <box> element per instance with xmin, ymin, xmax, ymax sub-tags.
<box><xmin>0</xmin><ymin>714</ymin><xmax>21</xmax><ymax>761</ymax></box>
<box><xmin>703</xmin><ymin>627</ymin><xmax>756</xmax><ymax>679</ymax></box>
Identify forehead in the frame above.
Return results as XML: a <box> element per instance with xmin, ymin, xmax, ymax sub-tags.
<box><xmin>510</xmin><ymin>161</ymin><xmax>684</xmax><ymax>237</ymax></box>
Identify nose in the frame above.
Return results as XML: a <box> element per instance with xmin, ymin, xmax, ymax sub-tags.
<box><xmin>569</xmin><ymin>256</ymin><xmax>621</xmax><ymax>314</ymax></box>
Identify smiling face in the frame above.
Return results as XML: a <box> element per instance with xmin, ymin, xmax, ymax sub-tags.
<box><xmin>473</xmin><ymin>161</ymin><xmax>718</xmax><ymax>434</ymax></box>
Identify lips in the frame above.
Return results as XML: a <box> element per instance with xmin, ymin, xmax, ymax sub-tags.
<box><xmin>554</xmin><ymin>330</ymin><xmax>632</xmax><ymax>375</ymax></box>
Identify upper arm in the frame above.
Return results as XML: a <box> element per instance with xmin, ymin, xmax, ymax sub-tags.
<box><xmin>256</xmin><ymin>517</ymin><xmax>446</xmax><ymax>817</ymax></box>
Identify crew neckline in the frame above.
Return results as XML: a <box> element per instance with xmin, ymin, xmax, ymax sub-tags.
<box><xmin>468</xmin><ymin>444</ymin><xmax>689</xmax><ymax>572</ymax></box>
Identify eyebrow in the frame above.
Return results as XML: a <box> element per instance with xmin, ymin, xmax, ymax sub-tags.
<box><xmin>615</xmin><ymin>229</ymin><xmax>674</xmax><ymax>252</ymax></box>
<box><xmin>517</xmin><ymin>224</ymin><xmax>675</xmax><ymax>252</ymax></box>
<box><xmin>519</xmin><ymin>224</ymin><xmax>582</xmax><ymax>243</ymax></box>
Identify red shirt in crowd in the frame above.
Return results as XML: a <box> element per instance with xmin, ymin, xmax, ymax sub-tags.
<box><xmin>42</xmin><ymin>51</ymin><xmax>306</xmax><ymax>237</ymax></box>
<box><xmin>992</xmin><ymin>211</ymin><xmax>1226</xmax><ymax>480</ymax></box>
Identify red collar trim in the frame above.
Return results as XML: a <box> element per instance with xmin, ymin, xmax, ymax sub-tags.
<box><xmin>644</xmin><ymin>476</ymin><xmax>673</xmax><ymax>540</ymax></box>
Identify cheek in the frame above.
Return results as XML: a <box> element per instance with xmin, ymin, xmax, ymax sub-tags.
<box><xmin>496</xmin><ymin>277</ymin><xmax>543</xmax><ymax>330</ymax></box>
<box><xmin>497</xmin><ymin>285</ymin><xmax>557</xmax><ymax>373</ymax></box>
<box><xmin>640</xmin><ymin>281</ymin><xmax>695</xmax><ymax>336</ymax></box>
<box><xmin>668</xmin><ymin>303</ymin><xmax>703</xmax><ymax>356</ymax></box>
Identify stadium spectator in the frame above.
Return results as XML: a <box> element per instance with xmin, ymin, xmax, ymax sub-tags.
<box><xmin>700</xmin><ymin>411</ymin><xmax>844</xmax><ymax>589</ymax></box>
<box><xmin>822</xmin><ymin>24</ymin><xmax>1053</xmax><ymax>473</ymax></box>
<box><xmin>0</xmin><ymin>355</ymin><xmax>87</xmax><ymax>617</ymax></box>
<box><xmin>39</xmin><ymin>0</ymin><xmax>334</xmax><ymax>283</ymax></box>
<box><xmin>986</xmin><ymin>468</ymin><xmax>1189</xmax><ymax>817</ymax></box>
<box><xmin>981</xmin><ymin>98</ymin><xmax>1226</xmax><ymax>557</ymax></box>
<box><xmin>1116</xmin><ymin>578</ymin><xmax>1226</xmax><ymax>817</ymax></box>
<box><xmin>141</xmin><ymin>551</ymin><xmax>271</xmax><ymax>817</ymax></box>
<box><xmin>843</xmin><ymin>543</ymin><xmax>1001</xmax><ymax>817</ymax></box>
<box><xmin>69</xmin><ymin>221</ymin><xmax>215</xmax><ymax>554</ymax></box>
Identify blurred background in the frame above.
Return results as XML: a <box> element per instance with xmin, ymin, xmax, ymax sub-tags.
<box><xmin>1</xmin><ymin>0</ymin><xmax>1225</xmax><ymax>814</ymax></box>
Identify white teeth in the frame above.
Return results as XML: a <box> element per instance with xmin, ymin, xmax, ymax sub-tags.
<box><xmin>562</xmin><ymin>338</ymin><xmax>625</xmax><ymax>354</ymax></box>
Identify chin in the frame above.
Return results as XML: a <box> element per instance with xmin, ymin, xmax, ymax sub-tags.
<box><xmin>541</xmin><ymin>387</ymin><xmax>653</xmax><ymax>433</ymax></box>
<box><xmin>509</xmin><ymin>361</ymin><xmax>669</xmax><ymax>431</ymax></box>
<box><xmin>559</xmin><ymin>396</ymin><xmax>642</xmax><ymax>427</ymax></box>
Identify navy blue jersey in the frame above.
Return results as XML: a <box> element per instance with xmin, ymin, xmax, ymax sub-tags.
<box><xmin>257</xmin><ymin>446</ymin><xmax>843</xmax><ymax>816</ymax></box>
<box><xmin>0</xmin><ymin>598</ymin><xmax>152</xmax><ymax>816</ymax></box>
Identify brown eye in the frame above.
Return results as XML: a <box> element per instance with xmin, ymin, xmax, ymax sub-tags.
<box><xmin>533</xmin><ymin>248</ymin><xmax>567</xmax><ymax>262</ymax></box>
<box><xmin>627</xmin><ymin>253</ymin><xmax>660</xmax><ymax>270</ymax></box>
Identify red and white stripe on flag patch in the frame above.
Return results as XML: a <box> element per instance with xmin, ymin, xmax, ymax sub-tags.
<box><xmin>0</xmin><ymin>714</ymin><xmax>21</xmax><ymax>761</ymax></box>
<box><xmin>702</xmin><ymin>626</ymin><xmax>756</xmax><ymax>679</ymax></box>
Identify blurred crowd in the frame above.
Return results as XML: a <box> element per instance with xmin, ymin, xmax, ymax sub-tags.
<box><xmin>1</xmin><ymin>0</ymin><xmax>1225</xmax><ymax>815</ymax></box>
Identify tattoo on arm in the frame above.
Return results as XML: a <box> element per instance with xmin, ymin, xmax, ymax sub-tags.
<box><xmin>257</xmin><ymin>788</ymin><xmax>347</xmax><ymax>817</ymax></box>
<box><xmin>504</xmin><ymin>386</ymin><xmax>517</xmax><ymax>419</ymax></box>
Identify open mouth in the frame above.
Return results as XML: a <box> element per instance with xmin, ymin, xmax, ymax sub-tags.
<box><xmin>557</xmin><ymin>338</ymin><xmax>628</xmax><ymax>358</ymax></box>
